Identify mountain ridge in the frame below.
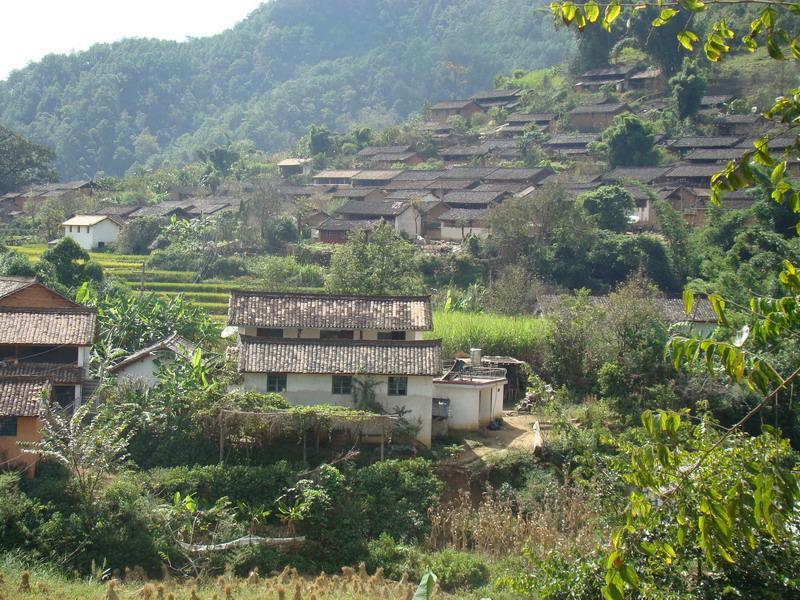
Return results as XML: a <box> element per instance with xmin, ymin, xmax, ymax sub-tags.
<box><xmin>0</xmin><ymin>0</ymin><xmax>571</xmax><ymax>179</ymax></box>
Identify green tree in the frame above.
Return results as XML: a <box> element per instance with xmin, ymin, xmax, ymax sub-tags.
<box><xmin>669</xmin><ymin>58</ymin><xmax>707</xmax><ymax>120</ymax></box>
<box><xmin>326</xmin><ymin>221</ymin><xmax>425</xmax><ymax>295</ymax></box>
<box><xmin>40</xmin><ymin>237</ymin><xmax>103</xmax><ymax>288</ymax></box>
<box><xmin>578</xmin><ymin>185</ymin><xmax>635</xmax><ymax>232</ymax></box>
<box><xmin>598</xmin><ymin>114</ymin><xmax>659</xmax><ymax>167</ymax></box>
<box><xmin>0</xmin><ymin>125</ymin><xmax>57</xmax><ymax>194</ymax></box>
<box><xmin>116</xmin><ymin>216</ymin><xmax>164</xmax><ymax>254</ymax></box>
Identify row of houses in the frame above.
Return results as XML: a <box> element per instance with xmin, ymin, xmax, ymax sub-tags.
<box><xmin>1</xmin><ymin>275</ymin><xmax>720</xmax><ymax>476</ymax></box>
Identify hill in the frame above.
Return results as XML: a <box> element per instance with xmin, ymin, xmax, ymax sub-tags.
<box><xmin>0</xmin><ymin>0</ymin><xmax>571</xmax><ymax>179</ymax></box>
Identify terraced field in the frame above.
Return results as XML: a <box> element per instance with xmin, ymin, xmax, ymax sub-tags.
<box><xmin>10</xmin><ymin>245</ymin><xmax>331</xmax><ymax>321</ymax></box>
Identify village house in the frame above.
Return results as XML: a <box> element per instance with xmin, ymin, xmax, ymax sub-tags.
<box><xmin>574</xmin><ymin>64</ymin><xmax>639</xmax><ymax>92</ymax></box>
<box><xmin>315</xmin><ymin>218</ymin><xmax>380</xmax><ymax>244</ymax></box>
<box><xmin>668</xmin><ymin>136</ymin><xmax>742</xmax><ymax>153</ymax></box>
<box><xmin>329</xmin><ymin>188</ymin><xmax>387</xmax><ymax>203</ymax></box>
<box><xmin>0</xmin><ymin>281</ymin><xmax>97</xmax><ymax>475</ymax></box>
<box><xmin>437</xmin><ymin>207</ymin><xmax>491</xmax><ymax>240</ymax></box>
<box><xmin>350</xmin><ymin>170</ymin><xmax>402</xmax><ymax>188</ymax></box>
<box><xmin>127</xmin><ymin>201</ymin><xmax>192</xmax><ymax>221</ymax></box>
<box><xmin>62</xmin><ymin>215</ymin><xmax>123</xmax><ymax>250</ymax></box>
<box><xmin>332</xmin><ymin>200</ymin><xmax>421</xmax><ymax>237</ymax></box>
<box><xmin>542</xmin><ymin>133</ymin><xmax>600</xmax><ymax>156</ymax></box>
<box><xmin>663</xmin><ymin>164</ymin><xmax>722</xmax><ymax>188</ymax></box>
<box><xmin>229</xmin><ymin>292</ymin><xmax>443</xmax><ymax>446</ymax></box>
<box><xmin>602</xmin><ymin>167</ymin><xmax>671</xmax><ymax>185</ymax></box>
<box><xmin>627</xmin><ymin>68</ymin><xmax>666</xmax><ymax>94</ymax></box>
<box><xmin>277</xmin><ymin>158</ymin><xmax>312</xmax><ymax>178</ymax></box>
<box><xmin>715</xmin><ymin>113</ymin><xmax>765</xmax><ymax>137</ymax></box>
<box><xmin>567</xmin><ymin>102</ymin><xmax>631</xmax><ymax>131</ymax></box>
<box><xmin>356</xmin><ymin>146</ymin><xmax>424</xmax><ymax>168</ymax></box>
<box><xmin>313</xmin><ymin>170</ymin><xmax>361</xmax><ymax>186</ymax></box>
<box><xmin>427</xmin><ymin>100</ymin><xmax>482</xmax><ymax>123</ymax></box>
<box><xmin>108</xmin><ymin>333</ymin><xmax>196</xmax><ymax>387</ymax></box>
<box><xmin>470</xmin><ymin>89</ymin><xmax>522</xmax><ymax>110</ymax></box>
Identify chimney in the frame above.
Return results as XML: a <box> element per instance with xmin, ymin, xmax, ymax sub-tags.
<box><xmin>470</xmin><ymin>348</ymin><xmax>482</xmax><ymax>366</ymax></box>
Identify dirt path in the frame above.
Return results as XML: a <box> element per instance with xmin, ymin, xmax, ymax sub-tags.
<box><xmin>448</xmin><ymin>411</ymin><xmax>549</xmax><ymax>469</ymax></box>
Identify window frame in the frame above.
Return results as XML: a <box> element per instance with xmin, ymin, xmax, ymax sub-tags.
<box><xmin>320</xmin><ymin>330</ymin><xmax>354</xmax><ymax>340</ymax></box>
<box><xmin>0</xmin><ymin>417</ymin><xmax>18</xmax><ymax>437</ymax></box>
<box><xmin>266</xmin><ymin>373</ymin><xmax>287</xmax><ymax>393</ymax></box>
<box><xmin>332</xmin><ymin>375</ymin><xmax>353</xmax><ymax>395</ymax></box>
<box><xmin>388</xmin><ymin>376</ymin><xmax>408</xmax><ymax>396</ymax></box>
<box><xmin>256</xmin><ymin>328</ymin><xmax>283</xmax><ymax>339</ymax></box>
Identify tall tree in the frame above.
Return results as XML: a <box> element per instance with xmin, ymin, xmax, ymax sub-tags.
<box><xmin>599</xmin><ymin>114</ymin><xmax>659</xmax><ymax>168</ymax></box>
<box><xmin>0</xmin><ymin>125</ymin><xmax>58</xmax><ymax>194</ymax></box>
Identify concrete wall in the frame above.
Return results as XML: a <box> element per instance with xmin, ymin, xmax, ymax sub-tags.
<box><xmin>440</xmin><ymin>224</ymin><xmax>489</xmax><ymax>240</ymax></box>
<box><xmin>114</xmin><ymin>356</ymin><xmax>160</xmax><ymax>387</ymax></box>
<box><xmin>434</xmin><ymin>380</ymin><xmax>506</xmax><ymax>430</ymax></box>
<box><xmin>395</xmin><ymin>207</ymin><xmax>421</xmax><ymax>238</ymax></box>
<box><xmin>64</xmin><ymin>219</ymin><xmax>120</xmax><ymax>250</ymax></box>
<box><xmin>0</xmin><ymin>416</ymin><xmax>40</xmax><ymax>477</ymax></box>
<box><xmin>242</xmin><ymin>373</ymin><xmax>433</xmax><ymax>446</ymax></box>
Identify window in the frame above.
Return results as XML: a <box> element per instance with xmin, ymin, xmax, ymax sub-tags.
<box><xmin>332</xmin><ymin>375</ymin><xmax>352</xmax><ymax>395</ymax></box>
<box><xmin>320</xmin><ymin>330</ymin><xmax>354</xmax><ymax>340</ymax></box>
<box><xmin>0</xmin><ymin>417</ymin><xmax>17</xmax><ymax>437</ymax></box>
<box><xmin>388</xmin><ymin>376</ymin><xmax>408</xmax><ymax>396</ymax></box>
<box><xmin>378</xmin><ymin>331</ymin><xmax>406</xmax><ymax>340</ymax></box>
<box><xmin>54</xmin><ymin>385</ymin><xmax>76</xmax><ymax>408</ymax></box>
<box><xmin>68</xmin><ymin>226</ymin><xmax>73</xmax><ymax>233</ymax></box>
<box><xmin>256</xmin><ymin>328</ymin><xmax>283</xmax><ymax>338</ymax></box>
<box><xmin>98</xmin><ymin>241</ymin><xmax>105</xmax><ymax>248</ymax></box>
<box><xmin>267</xmin><ymin>373</ymin><xmax>287</xmax><ymax>393</ymax></box>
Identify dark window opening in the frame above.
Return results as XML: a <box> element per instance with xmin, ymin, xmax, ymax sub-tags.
<box><xmin>388</xmin><ymin>376</ymin><xmax>408</xmax><ymax>396</ymax></box>
<box><xmin>0</xmin><ymin>417</ymin><xmax>17</xmax><ymax>436</ymax></box>
<box><xmin>256</xmin><ymin>328</ymin><xmax>283</xmax><ymax>339</ymax></box>
<box><xmin>267</xmin><ymin>373</ymin><xmax>287</xmax><ymax>393</ymax></box>
<box><xmin>378</xmin><ymin>331</ymin><xmax>406</xmax><ymax>340</ymax></box>
<box><xmin>332</xmin><ymin>375</ymin><xmax>352</xmax><ymax>395</ymax></box>
<box><xmin>54</xmin><ymin>385</ymin><xmax>76</xmax><ymax>409</ymax></box>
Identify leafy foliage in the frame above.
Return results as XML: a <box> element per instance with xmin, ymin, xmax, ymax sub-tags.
<box><xmin>0</xmin><ymin>124</ymin><xmax>57</xmax><ymax>193</ymax></box>
<box><xmin>597</xmin><ymin>113</ymin><xmax>659</xmax><ymax>168</ymax></box>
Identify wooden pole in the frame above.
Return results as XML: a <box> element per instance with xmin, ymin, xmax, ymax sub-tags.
<box><xmin>380</xmin><ymin>424</ymin><xmax>385</xmax><ymax>461</ymax></box>
<box><xmin>219</xmin><ymin>411</ymin><xmax>225</xmax><ymax>464</ymax></box>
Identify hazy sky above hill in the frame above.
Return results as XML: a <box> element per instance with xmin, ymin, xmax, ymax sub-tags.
<box><xmin>0</xmin><ymin>0</ymin><xmax>265</xmax><ymax>79</ymax></box>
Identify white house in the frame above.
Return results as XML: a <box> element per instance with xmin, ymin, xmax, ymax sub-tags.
<box><xmin>434</xmin><ymin>354</ymin><xmax>506</xmax><ymax>431</ymax></box>
<box><xmin>62</xmin><ymin>215</ymin><xmax>122</xmax><ymax>250</ymax></box>
<box><xmin>108</xmin><ymin>334</ymin><xmax>197</xmax><ymax>387</ymax></box>
<box><xmin>229</xmin><ymin>291</ymin><xmax>441</xmax><ymax>446</ymax></box>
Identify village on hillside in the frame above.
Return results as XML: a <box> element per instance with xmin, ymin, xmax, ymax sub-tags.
<box><xmin>1</xmin><ymin>0</ymin><xmax>799</xmax><ymax>595</ymax></box>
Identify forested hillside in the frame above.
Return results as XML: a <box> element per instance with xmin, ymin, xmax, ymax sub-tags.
<box><xmin>0</xmin><ymin>0</ymin><xmax>571</xmax><ymax>179</ymax></box>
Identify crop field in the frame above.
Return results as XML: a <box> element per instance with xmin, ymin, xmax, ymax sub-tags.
<box><xmin>427</xmin><ymin>311</ymin><xmax>549</xmax><ymax>362</ymax></box>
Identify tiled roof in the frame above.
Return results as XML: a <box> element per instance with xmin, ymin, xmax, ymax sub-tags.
<box><xmin>426</xmin><ymin>178</ymin><xmax>480</xmax><ymax>191</ymax></box>
<box><xmin>471</xmin><ymin>89</ymin><xmax>521</xmax><ymax>101</ymax></box>
<box><xmin>109</xmin><ymin>333</ymin><xmax>197</xmax><ymax>373</ymax></box>
<box><xmin>536</xmin><ymin>294</ymin><xmax>717</xmax><ymax>322</ymax></box>
<box><xmin>545</xmin><ymin>133</ymin><xmax>600</xmax><ymax>146</ymax></box>
<box><xmin>0</xmin><ymin>276</ymin><xmax>34</xmax><ymax>299</ymax></box>
<box><xmin>430</xmin><ymin>100</ymin><xmax>477</xmax><ymax>110</ymax></box>
<box><xmin>313</xmin><ymin>170</ymin><xmax>361</xmax><ymax>179</ymax></box>
<box><xmin>442</xmin><ymin>191</ymin><xmax>504</xmax><ymax>206</ymax></box>
<box><xmin>351</xmin><ymin>170</ymin><xmax>402</xmax><ymax>181</ymax></box>
<box><xmin>393</xmin><ymin>170</ymin><xmax>445</xmax><ymax>181</ymax></box>
<box><xmin>336</xmin><ymin>200</ymin><xmax>410</xmax><ymax>217</ymax></box>
<box><xmin>669</xmin><ymin>136</ymin><xmax>742</xmax><ymax>149</ymax></box>
<box><xmin>0</xmin><ymin>362</ymin><xmax>83</xmax><ymax>384</ymax></box>
<box><xmin>237</xmin><ymin>337</ymin><xmax>443</xmax><ymax>376</ymax></box>
<box><xmin>665</xmin><ymin>165</ymin><xmax>721</xmax><ymax>179</ymax></box>
<box><xmin>330</xmin><ymin>188</ymin><xmax>387</xmax><ymax>199</ymax></box>
<box><xmin>579</xmin><ymin>64</ymin><xmax>638</xmax><ymax>78</ymax></box>
<box><xmin>0</xmin><ymin>378</ymin><xmax>49</xmax><ymax>417</ymax></box>
<box><xmin>441</xmin><ymin>145</ymin><xmax>489</xmax><ymax>158</ymax></box>
<box><xmin>685</xmin><ymin>148</ymin><xmax>744</xmax><ymax>161</ymax></box>
<box><xmin>0</xmin><ymin>308</ymin><xmax>97</xmax><ymax>345</ymax></box>
<box><xmin>228</xmin><ymin>291</ymin><xmax>433</xmax><ymax>331</ymax></box>
<box><xmin>437</xmin><ymin>167</ymin><xmax>498</xmax><ymax>180</ymax></box>
<box><xmin>127</xmin><ymin>201</ymin><xmax>187</xmax><ymax>218</ymax></box>
<box><xmin>439</xmin><ymin>207</ymin><xmax>491</xmax><ymax>222</ymax></box>
<box><xmin>604</xmin><ymin>167</ymin><xmax>671</xmax><ymax>183</ymax></box>
<box><xmin>569</xmin><ymin>102</ymin><xmax>629</xmax><ymax>114</ymax></box>
<box><xmin>507</xmin><ymin>112</ymin><xmax>556</xmax><ymax>124</ymax></box>
<box><xmin>384</xmin><ymin>180</ymin><xmax>436</xmax><ymax>190</ymax></box>
<box><xmin>484</xmin><ymin>167</ymin><xmax>551</xmax><ymax>182</ymax></box>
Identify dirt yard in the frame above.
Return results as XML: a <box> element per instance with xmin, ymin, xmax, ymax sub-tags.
<box><xmin>449</xmin><ymin>411</ymin><xmax>548</xmax><ymax>469</ymax></box>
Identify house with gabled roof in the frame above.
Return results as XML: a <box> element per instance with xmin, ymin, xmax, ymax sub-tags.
<box><xmin>62</xmin><ymin>215</ymin><xmax>123</xmax><ymax>250</ymax></box>
<box><xmin>108</xmin><ymin>333</ymin><xmax>197</xmax><ymax>387</ymax></box>
<box><xmin>228</xmin><ymin>291</ymin><xmax>443</xmax><ymax>446</ymax></box>
<box><xmin>0</xmin><ymin>289</ymin><xmax>98</xmax><ymax>475</ymax></box>
<box><xmin>332</xmin><ymin>200</ymin><xmax>421</xmax><ymax>238</ymax></box>
<box><xmin>428</xmin><ymin>100</ymin><xmax>482</xmax><ymax>123</ymax></box>
<box><xmin>568</xmin><ymin>102</ymin><xmax>630</xmax><ymax>131</ymax></box>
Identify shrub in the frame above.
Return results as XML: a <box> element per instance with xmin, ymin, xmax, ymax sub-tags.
<box><xmin>423</xmin><ymin>549</ymin><xmax>490</xmax><ymax>591</ymax></box>
<box><xmin>0</xmin><ymin>474</ymin><xmax>41</xmax><ymax>551</ymax></box>
<box><xmin>205</xmin><ymin>256</ymin><xmax>248</xmax><ymax>278</ymax></box>
<box><xmin>351</xmin><ymin>458</ymin><xmax>443</xmax><ymax>541</ymax></box>
<box><xmin>223</xmin><ymin>390</ymin><xmax>290</xmax><ymax>411</ymax></box>
<box><xmin>142</xmin><ymin>463</ymin><xmax>298</xmax><ymax>505</ymax></box>
<box><xmin>365</xmin><ymin>533</ymin><xmax>420</xmax><ymax>580</ymax></box>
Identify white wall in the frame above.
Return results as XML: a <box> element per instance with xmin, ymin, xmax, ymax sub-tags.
<box><xmin>114</xmin><ymin>356</ymin><xmax>160</xmax><ymax>387</ymax></box>
<box><xmin>64</xmin><ymin>219</ymin><xmax>120</xmax><ymax>250</ymax></box>
<box><xmin>242</xmin><ymin>373</ymin><xmax>433</xmax><ymax>446</ymax></box>
<box><xmin>440</xmin><ymin>224</ymin><xmax>489</xmax><ymax>240</ymax></box>
<box><xmin>433</xmin><ymin>380</ymin><xmax>507</xmax><ymax>430</ymax></box>
<box><xmin>394</xmin><ymin>207</ymin><xmax>421</xmax><ymax>238</ymax></box>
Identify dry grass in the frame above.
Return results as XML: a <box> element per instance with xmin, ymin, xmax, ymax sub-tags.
<box><xmin>428</xmin><ymin>487</ymin><xmax>604</xmax><ymax>560</ymax></box>
<box><xmin>0</xmin><ymin>564</ymin><xmax>433</xmax><ymax>600</ymax></box>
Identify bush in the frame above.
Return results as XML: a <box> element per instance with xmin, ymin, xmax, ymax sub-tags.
<box><xmin>0</xmin><ymin>474</ymin><xmax>41</xmax><ymax>551</ymax></box>
<box><xmin>142</xmin><ymin>463</ymin><xmax>298</xmax><ymax>505</ymax></box>
<box><xmin>223</xmin><ymin>390</ymin><xmax>290</xmax><ymax>411</ymax></box>
<box><xmin>365</xmin><ymin>533</ymin><xmax>421</xmax><ymax>580</ymax></box>
<box><xmin>352</xmin><ymin>458</ymin><xmax>443</xmax><ymax>541</ymax></box>
<box><xmin>205</xmin><ymin>256</ymin><xmax>248</xmax><ymax>278</ymax></box>
<box><xmin>423</xmin><ymin>549</ymin><xmax>490</xmax><ymax>591</ymax></box>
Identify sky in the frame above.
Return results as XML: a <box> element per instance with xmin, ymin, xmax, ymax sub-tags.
<box><xmin>0</xmin><ymin>0</ymin><xmax>266</xmax><ymax>79</ymax></box>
